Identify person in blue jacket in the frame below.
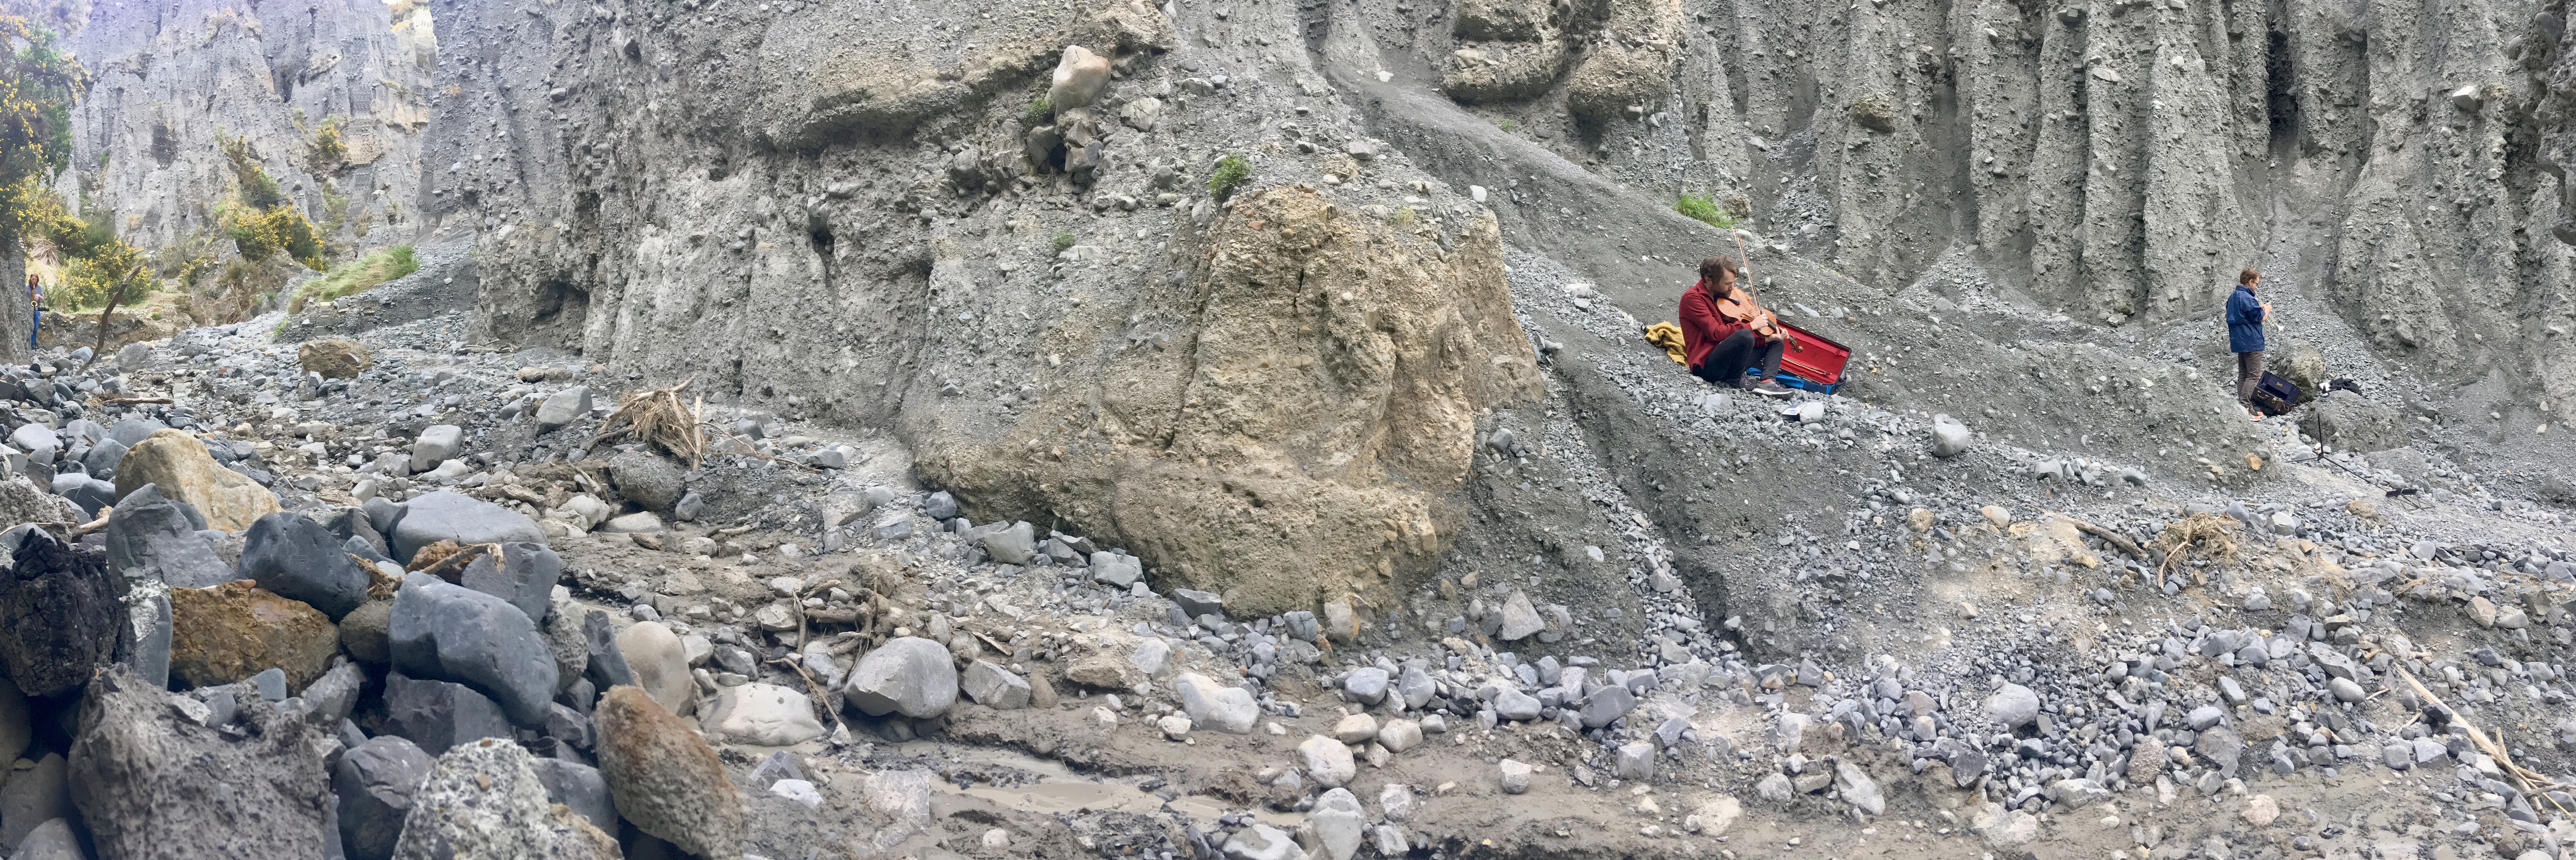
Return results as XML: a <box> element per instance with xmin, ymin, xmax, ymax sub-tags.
<box><xmin>2225</xmin><ymin>268</ymin><xmax>2271</xmax><ymax>419</ymax></box>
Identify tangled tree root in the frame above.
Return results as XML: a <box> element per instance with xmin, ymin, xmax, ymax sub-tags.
<box><xmin>2154</xmin><ymin>513</ymin><xmax>2242</xmax><ymax>584</ymax></box>
<box><xmin>595</xmin><ymin>378</ymin><xmax>709</xmax><ymax>468</ymax></box>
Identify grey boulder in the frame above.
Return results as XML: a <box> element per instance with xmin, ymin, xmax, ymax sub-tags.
<box><xmin>50</xmin><ymin>472</ymin><xmax>115</xmax><ymax>519</ymax></box>
<box><xmin>457</xmin><ymin>542</ymin><xmax>561</xmax><ymax>626</ymax></box>
<box><xmin>388</xmin><ymin>573</ymin><xmax>560</xmax><ymax>726</ymax></box>
<box><xmin>579</xmin><ymin>610</ymin><xmax>634</xmax><ymax>691</ymax></box>
<box><xmin>1497</xmin><ymin>590</ymin><xmax>1544</xmax><ymax>641</ymax></box>
<box><xmin>334</xmin><ymin>735</ymin><xmax>438</xmax><ymax>860</ymax></box>
<box><xmin>80</xmin><ymin>438</ymin><xmax>126</xmax><ymax>481</ymax></box>
<box><xmin>1579</xmin><ymin>684</ymin><xmax>1636</xmax><ymax>729</ymax></box>
<box><xmin>387</xmin><ymin>491</ymin><xmax>542</xmax><ymax>567</ymax></box>
<box><xmin>102</xmin><ymin>484</ymin><xmax>229</xmax><ymax>588</ymax></box>
<box><xmin>979</xmin><ymin>521</ymin><xmax>1035</xmax><ymax>565</ymax></box>
<box><xmin>960</xmin><ymin>660</ymin><xmax>1031</xmax><ymax>710</ymax></box>
<box><xmin>534</xmin><ymin>386</ymin><xmax>592</xmax><ymax>432</ymax></box>
<box><xmin>841</xmin><ymin>637</ymin><xmax>958</xmax><ymax>718</ymax></box>
<box><xmin>528</xmin><ymin>757</ymin><xmax>616</xmax><ymax>834</ymax></box>
<box><xmin>608</xmin><ymin>450</ymin><xmax>686</xmax><ymax>513</ymax></box>
<box><xmin>240</xmin><ymin>511</ymin><xmax>371</xmax><ymax>621</ymax></box>
<box><xmin>1985</xmin><ymin>683</ymin><xmax>2040</xmax><ymax>729</ymax></box>
<box><xmin>382</xmin><ymin>672</ymin><xmax>515</xmax><ymax>756</ymax></box>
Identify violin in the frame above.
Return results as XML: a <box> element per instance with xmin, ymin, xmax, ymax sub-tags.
<box><xmin>1711</xmin><ymin>283</ymin><xmax>1792</xmax><ymax>344</ymax></box>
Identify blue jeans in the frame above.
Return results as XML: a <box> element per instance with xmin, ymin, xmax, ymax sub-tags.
<box><xmin>26</xmin><ymin>309</ymin><xmax>35</xmax><ymax>349</ymax></box>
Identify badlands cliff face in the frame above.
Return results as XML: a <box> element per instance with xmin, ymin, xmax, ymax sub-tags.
<box><xmin>60</xmin><ymin>0</ymin><xmax>435</xmax><ymax>254</ymax></box>
<box><xmin>384</xmin><ymin>0</ymin><xmax>2571</xmax><ymax>626</ymax></box>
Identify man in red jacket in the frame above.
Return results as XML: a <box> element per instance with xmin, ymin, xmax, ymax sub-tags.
<box><xmin>1678</xmin><ymin>255</ymin><xmax>1792</xmax><ymax>396</ymax></box>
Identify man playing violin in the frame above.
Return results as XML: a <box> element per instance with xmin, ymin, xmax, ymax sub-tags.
<box><xmin>1678</xmin><ymin>255</ymin><xmax>1794</xmax><ymax>397</ymax></box>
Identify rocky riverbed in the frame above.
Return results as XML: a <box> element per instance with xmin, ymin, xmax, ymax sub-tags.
<box><xmin>0</xmin><ymin>253</ymin><xmax>2554</xmax><ymax>859</ymax></box>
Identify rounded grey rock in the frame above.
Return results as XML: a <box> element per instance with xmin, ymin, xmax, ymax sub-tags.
<box><xmin>841</xmin><ymin>637</ymin><xmax>959</xmax><ymax>718</ymax></box>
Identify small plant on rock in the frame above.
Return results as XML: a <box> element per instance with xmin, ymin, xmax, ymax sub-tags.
<box><xmin>1049</xmin><ymin>232</ymin><xmax>1076</xmax><ymax>255</ymax></box>
<box><xmin>1207</xmin><ymin>153</ymin><xmax>1251</xmax><ymax>201</ymax></box>
<box><xmin>1675</xmin><ymin>193</ymin><xmax>1737</xmax><ymax>229</ymax></box>
<box><xmin>1022</xmin><ymin>96</ymin><xmax>1053</xmax><ymax>127</ymax></box>
<box><xmin>1389</xmin><ymin>206</ymin><xmax>1418</xmax><ymax>226</ymax></box>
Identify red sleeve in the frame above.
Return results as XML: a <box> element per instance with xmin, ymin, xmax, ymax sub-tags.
<box><xmin>1678</xmin><ymin>286</ymin><xmax>1743</xmax><ymax>369</ymax></box>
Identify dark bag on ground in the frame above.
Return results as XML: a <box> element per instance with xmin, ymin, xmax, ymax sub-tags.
<box><xmin>2250</xmin><ymin>371</ymin><xmax>2302</xmax><ymax>416</ymax></box>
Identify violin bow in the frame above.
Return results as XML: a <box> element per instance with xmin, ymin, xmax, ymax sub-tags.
<box><xmin>1727</xmin><ymin>228</ymin><xmax>1797</xmax><ymax>350</ymax></box>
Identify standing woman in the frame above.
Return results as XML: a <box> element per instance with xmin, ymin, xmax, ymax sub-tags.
<box><xmin>2225</xmin><ymin>268</ymin><xmax>2271</xmax><ymax>420</ymax></box>
<box><xmin>24</xmin><ymin>273</ymin><xmax>39</xmax><ymax>351</ymax></box>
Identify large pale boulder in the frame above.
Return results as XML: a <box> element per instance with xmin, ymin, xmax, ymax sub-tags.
<box><xmin>112</xmin><ymin>429</ymin><xmax>282</xmax><ymax>533</ymax></box>
<box><xmin>1047</xmin><ymin>46</ymin><xmax>1113</xmax><ymax>113</ymax></box>
<box><xmin>614</xmin><ymin>621</ymin><xmax>695</xmax><ymax>717</ymax></box>
<box><xmin>914</xmin><ymin>187</ymin><xmax>1542</xmax><ymax>618</ymax></box>
<box><xmin>299</xmin><ymin>337</ymin><xmax>371</xmax><ymax>379</ymax></box>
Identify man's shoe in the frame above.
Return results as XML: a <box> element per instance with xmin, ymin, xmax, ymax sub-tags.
<box><xmin>1751</xmin><ymin>380</ymin><xmax>1793</xmax><ymax>397</ymax></box>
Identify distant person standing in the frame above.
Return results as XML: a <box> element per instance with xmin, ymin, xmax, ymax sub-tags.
<box><xmin>2226</xmin><ymin>268</ymin><xmax>2270</xmax><ymax>421</ymax></box>
<box><xmin>24</xmin><ymin>273</ymin><xmax>39</xmax><ymax>351</ymax></box>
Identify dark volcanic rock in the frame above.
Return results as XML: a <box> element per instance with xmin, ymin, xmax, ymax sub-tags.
<box><xmin>0</xmin><ymin>525</ymin><xmax>127</xmax><ymax>697</ymax></box>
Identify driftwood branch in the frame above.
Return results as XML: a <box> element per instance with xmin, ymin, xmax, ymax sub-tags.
<box><xmin>2391</xmin><ymin>666</ymin><xmax>2568</xmax><ymax>807</ymax></box>
<box><xmin>2043</xmin><ymin>509</ymin><xmax>2150</xmax><ymax>561</ymax></box>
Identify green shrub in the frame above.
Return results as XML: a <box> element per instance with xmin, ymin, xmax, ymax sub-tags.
<box><xmin>1022</xmin><ymin>96</ymin><xmax>1053</xmax><ymax>126</ymax></box>
<box><xmin>287</xmin><ymin>245</ymin><xmax>416</xmax><ymax>313</ymax></box>
<box><xmin>309</xmin><ymin>115</ymin><xmax>345</xmax><ymax>170</ymax></box>
<box><xmin>1049</xmin><ymin>232</ymin><xmax>1076</xmax><ymax>254</ymax></box>
<box><xmin>1675</xmin><ymin>193</ymin><xmax>1737</xmax><ymax>230</ymax></box>
<box><xmin>1207</xmin><ymin>153</ymin><xmax>1251</xmax><ymax>201</ymax></box>
<box><xmin>1389</xmin><ymin>206</ymin><xmax>1418</xmax><ymax>226</ymax></box>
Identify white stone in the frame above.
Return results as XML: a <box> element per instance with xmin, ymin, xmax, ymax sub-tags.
<box><xmin>1332</xmin><ymin>713</ymin><xmax>1379</xmax><ymax>744</ymax></box>
<box><xmin>410</xmin><ymin>424</ymin><xmax>463</xmax><ymax>472</ymax></box>
<box><xmin>1496</xmin><ymin>590</ymin><xmax>1544</xmax><ymax>640</ymax></box>
<box><xmin>1309</xmin><ymin>787</ymin><xmax>1365</xmax><ymax>860</ymax></box>
<box><xmin>768</xmin><ymin>778</ymin><xmax>823</xmax><ymax>809</ymax></box>
<box><xmin>1498</xmin><ymin>759</ymin><xmax>1532</xmax><ymax>794</ymax></box>
<box><xmin>1931</xmin><ymin>414</ymin><xmax>1973</xmax><ymax>457</ymax></box>
<box><xmin>1299</xmin><ymin>735</ymin><xmax>1357</xmax><ymax>788</ymax></box>
<box><xmin>1049</xmin><ymin>46</ymin><xmax>1111</xmax><ymax>111</ymax></box>
<box><xmin>707</xmin><ymin>683</ymin><xmax>827</xmax><ymax>746</ymax></box>
<box><xmin>1173</xmin><ymin>672</ymin><xmax>1259</xmax><ymax>734</ymax></box>
<box><xmin>1378</xmin><ymin>783</ymin><xmax>1418</xmax><ymax>821</ymax></box>
<box><xmin>1376</xmin><ymin>719</ymin><xmax>1423</xmax><ymax>753</ymax></box>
